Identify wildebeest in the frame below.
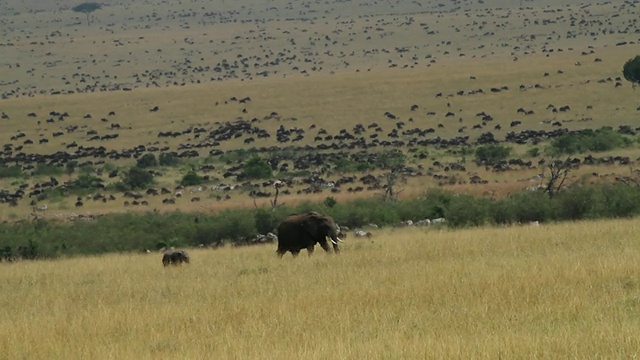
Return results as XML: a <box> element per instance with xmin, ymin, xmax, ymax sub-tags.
<box><xmin>162</xmin><ymin>249</ymin><xmax>190</xmax><ymax>266</ymax></box>
<box><xmin>354</xmin><ymin>230</ymin><xmax>373</xmax><ymax>238</ymax></box>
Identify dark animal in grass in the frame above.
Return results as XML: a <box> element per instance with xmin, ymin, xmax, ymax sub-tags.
<box><xmin>276</xmin><ymin>211</ymin><xmax>343</xmax><ymax>258</ymax></box>
<box><xmin>162</xmin><ymin>250</ymin><xmax>190</xmax><ymax>266</ymax></box>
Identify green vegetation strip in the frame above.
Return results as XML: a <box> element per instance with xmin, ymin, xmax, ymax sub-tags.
<box><xmin>3</xmin><ymin>183</ymin><xmax>640</xmax><ymax>260</ymax></box>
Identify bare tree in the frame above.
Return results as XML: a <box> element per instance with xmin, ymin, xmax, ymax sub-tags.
<box><xmin>617</xmin><ymin>167</ymin><xmax>640</xmax><ymax>187</ymax></box>
<box><xmin>382</xmin><ymin>167</ymin><xmax>406</xmax><ymax>202</ymax></box>
<box><xmin>377</xmin><ymin>149</ymin><xmax>407</xmax><ymax>202</ymax></box>
<box><xmin>543</xmin><ymin>157</ymin><xmax>575</xmax><ymax>198</ymax></box>
<box><xmin>270</xmin><ymin>180</ymin><xmax>286</xmax><ymax>210</ymax></box>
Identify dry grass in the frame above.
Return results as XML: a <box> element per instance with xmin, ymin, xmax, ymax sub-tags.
<box><xmin>2</xmin><ymin>219</ymin><xmax>640</xmax><ymax>359</ymax></box>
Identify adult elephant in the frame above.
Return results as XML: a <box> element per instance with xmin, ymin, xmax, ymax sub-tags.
<box><xmin>162</xmin><ymin>249</ymin><xmax>190</xmax><ymax>266</ymax></box>
<box><xmin>276</xmin><ymin>211</ymin><xmax>343</xmax><ymax>257</ymax></box>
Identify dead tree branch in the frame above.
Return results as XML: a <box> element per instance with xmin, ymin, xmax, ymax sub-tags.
<box><xmin>544</xmin><ymin>157</ymin><xmax>575</xmax><ymax>198</ymax></box>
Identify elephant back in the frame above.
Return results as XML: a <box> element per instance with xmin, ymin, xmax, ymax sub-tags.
<box><xmin>162</xmin><ymin>249</ymin><xmax>190</xmax><ymax>266</ymax></box>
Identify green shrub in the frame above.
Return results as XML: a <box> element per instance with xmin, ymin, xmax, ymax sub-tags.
<box><xmin>180</xmin><ymin>170</ymin><xmax>204</xmax><ymax>187</ymax></box>
<box><xmin>107</xmin><ymin>181</ymin><xmax>130</xmax><ymax>192</ymax></box>
<box><xmin>334</xmin><ymin>158</ymin><xmax>362</xmax><ymax>173</ymax></box>
<box><xmin>65</xmin><ymin>161</ymin><xmax>78</xmax><ymax>175</ymax></box>
<box><xmin>0</xmin><ymin>245</ymin><xmax>13</xmax><ymax>261</ymax></box>
<box><xmin>136</xmin><ymin>154</ymin><xmax>158</xmax><ymax>168</ymax></box>
<box><xmin>79</xmin><ymin>164</ymin><xmax>95</xmax><ymax>174</ymax></box>
<box><xmin>123</xmin><ymin>167</ymin><xmax>153</xmax><ymax>189</ymax></box>
<box><xmin>555</xmin><ymin>186</ymin><xmax>594</xmax><ymax>220</ymax></box>
<box><xmin>67</xmin><ymin>174</ymin><xmax>104</xmax><ymax>191</ymax></box>
<box><xmin>547</xmin><ymin>127</ymin><xmax>631</xmax><ymax>155</ymax></box>
<box><xmin>376</xmin><ymin>149</ymin><xmax>406</xmax><ymax>169</ymax></box>
<box><xmin>254</xmin><ymin>208</ymin><xmax>278</xmax><ymax>234</ymax></box>
<box><xmin>446</xmin><ymin>194</ymin><xmax>490</xmax><ymax>227</ymax></box>
<box><xmin>0</xmin><ymin>165</ymin><xmax>23</xmax><ymax>179</ymax></box>
<box><xmin>356</xmin><ymin>163</ymin><xmax>373</xmax><ymax>171</ymax></box>
<box><xmin>492</xmin><ymin>191</ymin><xmax>556</xmax><ymax>224</ymax></box>
<box><xmin>527</xmin><ymin>147</ymin><xmax>540</xmax><ymax>157</ymax></box>
<box><xmin>586</xmin><ymin>183</ymin><xmax>640</xmax><ymax>218</ymax></box>
<box><xmin>211</xmin><ymin>210</ymin><xmax>257</xmax><ymax>241</ymax></box>
<box><xmin>489</xmin><ymin>199</ymin><xmax>517</xmax><ymax>225</ymax></box>
<box><xmin>33</xmin><ymin>164</ymin><xmax>63</xmax><ymax>177</ymax></box>
<box><xmin>102</xmin><ymin>162</ymin><xmax>117</xmax><ymax>172</ymax></box>
<box><xmin>475</xmin><ymin>145</ymin><xmax>511</xmax><ymax>165</ymax></box>
<box><xmin>18</xmin><ymin>239</ymin><xmax>39</xmax><ymax>260</ymax></box>
<box><xmin>327</xmin><ymin>198</ymin><xmax>400</xmax><ymax>227</ymax></box>
<box><xmin>600</xmin><ymin>184</ymin><xmax>640</xmax><ymax>217</ymax></box>
<box><xmin>323</xmin><ymin>197</ymin><xmax>337</xmax><ymax>208</ymax></box>
<box><xmin>622</xmin><ymin>55</ymin><xmax>640</xmax><ymax>87</ymax></box>
<box><xmin>394</xmin><ymin>196</ymin><xmax>446</xmax><ymax>222</ymax></box>
<box><xmin>420</xmin><ymin>189</ymin><xmax>453</xmax><ymax>218</ymax></box>
<box><xmin>220</xmin><ymin>149</ymin><xmax>252</xmax><ymax>163</ymax></box>
<box><xmin>243</xmin><ymin>156</ymin><xmax>272</xmax><ymax>180</ymax></box>
<box><xmin>159</xmin><ymin>152</ymin><xmax>179</xmax><ymax>166</ymax></box>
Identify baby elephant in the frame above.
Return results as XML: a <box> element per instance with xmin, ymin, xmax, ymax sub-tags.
<box><xmin>162</xmin><ymin>249</ymin><xmax>190</xmax><ymax>266</ymax></box>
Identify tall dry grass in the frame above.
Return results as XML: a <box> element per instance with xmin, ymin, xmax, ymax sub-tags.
<box><xmin>2</xmin><ymin>219</ymin><xmax>640</xmax><ymax>359</ymax></box>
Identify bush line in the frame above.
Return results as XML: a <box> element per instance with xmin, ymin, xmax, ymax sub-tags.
<box><xmin>2</xmin><ymin>182</ymin><xmax>640</xmax><ymax>260</ymax></box>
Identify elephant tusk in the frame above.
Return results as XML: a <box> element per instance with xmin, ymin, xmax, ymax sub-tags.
<box><xmin>331</xmin><ymin>239</ymin><xmax>338</xmax><ymax>245</ymax></box>
<box><xmin>337</xmin><ymin>237</ymin><xmax>344</xmax><ymax>242</ymax></box>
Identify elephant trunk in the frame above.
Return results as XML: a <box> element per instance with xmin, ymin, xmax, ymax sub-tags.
<box><xmin>329</xmin><ymin>225</ymin><xmax>343</xmax><ymax>247</ymax></box>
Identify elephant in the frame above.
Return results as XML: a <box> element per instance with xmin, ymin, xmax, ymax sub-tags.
<box><xmin>276</xmin><ymin>211</ymin><xmax>343</xmax><ymax>257</ymax></box>
<box><xmin>162</xmin><ymin>249</ymin><xmax>190</xmax><ymax>266</ymax></box>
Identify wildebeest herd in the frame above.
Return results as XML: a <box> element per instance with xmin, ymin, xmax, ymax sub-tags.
<box><xmin>1</xmin><ymin>0</ymin><xmax>638</xmax><ymax>99</ymax></box>
<box><xmin>1</xmin><ymin>0</ymin><xmax>639</xmax><ymax>220</ymax></box>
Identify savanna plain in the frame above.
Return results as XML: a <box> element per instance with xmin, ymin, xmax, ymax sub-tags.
<box><xmin>0</xmin><ymin>0</ymin><xmax>639</xmax><ymax>216</ymax></box>
<box><xmin>2</xmin><ymin>0</ymin><xmax>640</xmax><ymax>358</ymax></box>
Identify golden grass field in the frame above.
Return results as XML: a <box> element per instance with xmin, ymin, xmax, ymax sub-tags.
<box><xmin>2</xmin><ymin>219</ymin><xmax>640</xmax><ymax>359</ymax></box>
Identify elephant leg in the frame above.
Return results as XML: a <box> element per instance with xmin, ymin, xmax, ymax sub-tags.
<box><xmin>319</xmin><ymin>240</ymin><xmax>331</xmax><ymax>253</ymax></box>
<box><xmin>291</xmin><ymin>250</ymin><xmax>300</xmax><ymax>257</ymax></box>
<box><xmin>276</xmin><ymin>250</ymin><xmax>285</xmax><ymax>258</ymax></box>
<box><xmin>306</xmin><ymin>244</ymin><xmax>315</xmax><ymax>256</ymax></box>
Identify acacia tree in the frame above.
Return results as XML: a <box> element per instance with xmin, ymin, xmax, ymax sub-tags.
<box><xmin>622</xmin><ymin>55</ymin><xmax>640</xmax><ymax>89</ymax></box>
<box><xmin>72</xmin><ymin>2</ymin><xmax>102</xmax><ymax>26</ymax></box>
<box><xmin>378</xmin><ymin>150</ymin><xmax>407</xmax><ymax>202</ymax></box>
<box><xmin>543</xmin><ymin>157</ymin><xmax>575</xmax><ymax>198</ymax></box>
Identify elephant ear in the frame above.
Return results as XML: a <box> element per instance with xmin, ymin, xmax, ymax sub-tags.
<box><xmin>301</xmin><ymin>213</ymin><xmax>323</xmax><ymax>236</ymax></box>
<box><xmin>306</xmin><ymin>211</ymin><xmax>323</xmax><ymax>221</ymax></box>
<box><xmin>309</xmin><ymin>212</ymin><xmax>334</xmax><ymax>228</ymax></box>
